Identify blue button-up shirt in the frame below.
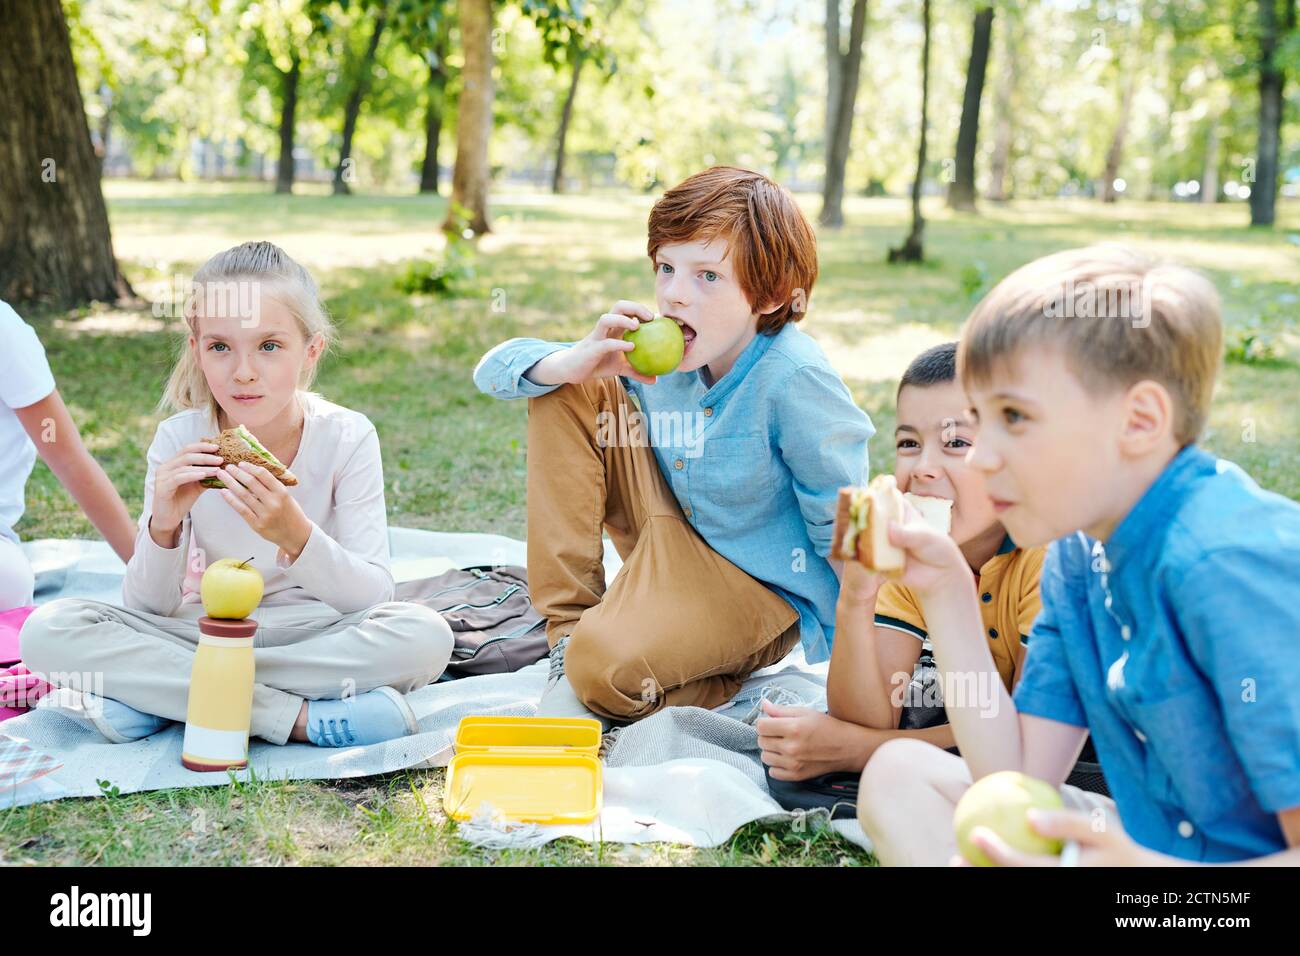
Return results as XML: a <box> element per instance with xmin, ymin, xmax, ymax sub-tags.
<box><xmin>473</xmin><ymin>324</ymin><xmax>876</xmax><ymax>662</ymax></box>
<box><xmin>1014</xmin><ymin>444</ymin><xmax>1300</xmax><ymax>862</ymax></box>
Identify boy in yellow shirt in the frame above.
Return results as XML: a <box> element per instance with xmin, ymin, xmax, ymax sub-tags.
<box><xmin>759</xmin><ymin>342</ymin><xmax>1046</xmax><ymax>776</ymax></box>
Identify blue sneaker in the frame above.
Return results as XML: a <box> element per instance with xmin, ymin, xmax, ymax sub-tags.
<box><xmin>305</xmin><ymin>687</ymin><xmax>419</xmax><ymax>747</ymax></box>
<box><xmin>84</xmin><ymin>693</ymin><xmax>171</xmax><ymax>744</ymax></box>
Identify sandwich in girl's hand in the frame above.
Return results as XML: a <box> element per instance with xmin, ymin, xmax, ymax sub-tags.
<box><xmin>831</xmin><ymin>475</ymin><xmax>952</xmax><ymax>573</ymax></box>
<box><xmin>199</xmin><ymin>424</ymin><xmax>299</xmax><ymax>489</ymax></box>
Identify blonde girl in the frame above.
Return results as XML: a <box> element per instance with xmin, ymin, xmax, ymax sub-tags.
<box><xmin>22</xmin><ymin>242</ymin><xmax>452</xmax><ymax>747</ymax></box>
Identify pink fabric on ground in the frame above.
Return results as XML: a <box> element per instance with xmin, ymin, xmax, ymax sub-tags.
<box><xmin>1</xmin><ymin>607</ymin><xmax>41</xmax><ymax>721</ymax></box>
<box><xmin>0</xmin><ymin>606</ymin><xmax>35</xmax><ymax>665</ymax></box>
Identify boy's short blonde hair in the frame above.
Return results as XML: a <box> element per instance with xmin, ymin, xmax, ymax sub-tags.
<box><xmin>957</xmin><ymin>244</ymin><xmax>1222</xmax><ymax>446</ymax></box>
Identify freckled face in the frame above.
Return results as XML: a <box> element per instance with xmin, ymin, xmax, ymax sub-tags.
<box><xmin>653</xmin><ymin>238</ymin><xmax>766</xmax><ymax>380</ymax></box>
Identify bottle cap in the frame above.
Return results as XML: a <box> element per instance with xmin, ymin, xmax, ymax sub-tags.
<box><xmin>198</xmin><ymin>617</ymin><xmax>258</xmax><ymax>638</ymax></box>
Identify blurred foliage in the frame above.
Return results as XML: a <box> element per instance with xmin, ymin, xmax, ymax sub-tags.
<box><xmin>63</xmin><ymin>0</ymin><xmax>1297</xmax><ymax>199</ymax></box>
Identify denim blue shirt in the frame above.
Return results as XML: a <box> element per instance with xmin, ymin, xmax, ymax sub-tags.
<box><xmin>473</xmin><ymin>324</ymin><xmax>876</xmax><ymax>662</ymax></box>
<box><xmin>1014</xmin><ymin>444</ymin><xmax>1300</xmax><ymax>862</ymax></box>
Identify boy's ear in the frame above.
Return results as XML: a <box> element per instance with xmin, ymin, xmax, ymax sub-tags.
<box><xmin>1119</xmin><ymin>379</ymin><xmax>1175</xmax><ymax>455</ymax></box>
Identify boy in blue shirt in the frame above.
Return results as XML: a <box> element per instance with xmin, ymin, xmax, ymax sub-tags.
<box><xmin>474</xmin><ymin>166</ymin><xmax>875</xmax><ymax>723</ymax></box>
<box><xmin>857</xmin><ymin>245</ymin><xmax>1300</xmax><ymax>865</ymax></box>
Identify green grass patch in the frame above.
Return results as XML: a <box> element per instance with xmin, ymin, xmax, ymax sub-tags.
<box><xmin>6</xmin><ymin>184</ymin><xmax>1296</xmax><ymax>865</ymax></box>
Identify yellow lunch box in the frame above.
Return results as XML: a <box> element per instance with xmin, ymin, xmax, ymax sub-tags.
<box><xmin>443</xmin><ymin>716</ymin><xmax>604</xmax><ymax>825</ymax></box>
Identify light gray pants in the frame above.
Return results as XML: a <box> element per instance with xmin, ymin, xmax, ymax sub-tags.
<box><xmin>20</xmin><ymin>598</ymin><xmax>454</xmax><ymax>744</ymax></box>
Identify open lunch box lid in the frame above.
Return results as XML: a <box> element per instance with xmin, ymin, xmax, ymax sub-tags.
<box><xmin>443</xmin><ymin>716</ymin><xmax>604</xmax><ymax>825</ymax></box>
<box><xmin>453</xmin><ymin>715</ymin><xmax>602</xmax><ymax>755</ymax></box>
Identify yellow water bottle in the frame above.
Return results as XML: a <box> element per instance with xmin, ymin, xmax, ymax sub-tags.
<box><xmin>183</xmin><ymin>557</ymin><xmax>262</xmax><ymax>772</ymax></box>
<box><xmin>182</xmin><ymin>617</ymin><xmax>256</xmax><ymax>771</ymax></box>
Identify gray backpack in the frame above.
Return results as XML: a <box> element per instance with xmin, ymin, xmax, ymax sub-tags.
<box><xmin>394</xmin><ymin>565</ymin><xmax>548</xmax><ymax>679</ymax></box>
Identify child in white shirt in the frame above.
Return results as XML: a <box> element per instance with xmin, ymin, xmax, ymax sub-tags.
<box><xmin>21</xmin><ymin>242</ymin><xmax>452</xmax><ymax>747</ymax></box>
<box><xmin>0</xmin><ymin>300</ymin><xmax>136</xmax><ymax>609</ymax></box>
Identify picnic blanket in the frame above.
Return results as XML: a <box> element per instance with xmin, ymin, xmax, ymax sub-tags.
<box><xmin>0</xmin><ymin>530</ymin><xmax>871</xmax><ymax>852</ymax></box>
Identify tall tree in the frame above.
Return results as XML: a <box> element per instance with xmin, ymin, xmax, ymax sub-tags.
<box><xmin>419</xmin><ymin>36</ymin><xmax>451</xmax><ymax>194</ymax></box>
<box><xmin>1100</xmin><ymin>74</ymin><xmax>1135</xmax><ymax>202</ymax></box>
<box><xmin>986</xmin><ymin>9</ymin><xmax>1018</xmax><ymax>201</ymax></box>
<box><xmin>0</xmin><ymin>0</ymin><xmax>133</xmax><ymax>305</ymax></box>
<box><xmin>947</xmin><ymin>5</ymin><xmax>994</xmax><ymax>211</ymax></box>
<box><xmin>276</xmin><ymin>52</ymin><xmax>301</xmax><ymax>194</ymax></box>
<box><xmin>1249</xmin><ymin>0</ymin><xmax>1295</xmax><ymax>226</ymax></box>
<box><xmin>391</xmin><ymin>0</ymin><xmax>455</xmax><ymax>195</ymax></box>
<box><xmin>819</xmin><ymin>0</ymin><xmax>869</xmax><ymax>227</ymax></box>
<box><xmin>443</xmin><ymin>0</ymin><xmax>494</xmax><ymax>234</ymax></box>
<box><xmin>552</xmin><ymin>50</ymin><xmax>587</xmax><ymax>193</ymax></box>
<box><xmin>333</xmin><ymin>0</ymin><xmax>392</xmax><ymax>195</ymax></box>
<box><xmin>549</xmin><ymin>0</ymin><xmax>621</xmax><ymax>194</ymax></box>
<box><xmin>889</xmin><ymin>0</ymin><xmax>931</xmax><ymax>263</ymax></box>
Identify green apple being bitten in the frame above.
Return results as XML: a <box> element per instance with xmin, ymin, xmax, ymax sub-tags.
<box><xmin>953</xmin><ymin>770</ymin><xmax>1065</xmax><ymax>866</ymax></box>
<box><xmin>622</xmin><ymin>315</ymin><xmax>685</xmax><ymax>376</ymax></box>
<box><xmin>200</xmin><ymin>558</ymin><xmax>264</xmax><ymax>619</ymax></box>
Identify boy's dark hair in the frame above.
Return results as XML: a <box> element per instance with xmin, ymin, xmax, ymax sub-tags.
<box><xmin>897</xmin><ymin>341</ymin><xmax>959</xmax><ymax>398</ymax></box>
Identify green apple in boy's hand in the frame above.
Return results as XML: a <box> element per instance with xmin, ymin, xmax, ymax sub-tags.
<box><xmin>201</xmin><ymin>557</ymin><xmax>264</xmax><ymax>619</ymax></box>
<box><xmin>953</xmin><ymin>770</ymin><xmax>1065</xmax><ymax>866</ymax></box>
<box><xmin>622</xmin><ymin>315</ymin><xmax>685</xmax><ymax>376</ymax></box>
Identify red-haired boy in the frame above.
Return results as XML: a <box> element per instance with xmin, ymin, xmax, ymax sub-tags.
<box><xmin>474</xmin><ymin>166</ymin><xmax>875</xmax><ymax>724</ymax></box>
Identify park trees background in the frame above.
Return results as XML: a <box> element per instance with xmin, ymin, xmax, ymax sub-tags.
<box><xmin>2</xmin><ymin>0</ymin><xmax>1296</xmax><ymax>304</ymax></box>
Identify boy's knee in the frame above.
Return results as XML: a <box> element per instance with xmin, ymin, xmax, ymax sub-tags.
<box><xmin>564</xmin><ymin>622</ymin><xmax>652</xmax><ymax>720</ymax></box>
<box><xmin>527</xmin><ymin>379</ymin><xmax>619</xmax><ymax>420</ymax></box>
<box><xmin>857</xmin><ymin>738</ymin><xmax>934</xmax><ymax>829</ymax></box>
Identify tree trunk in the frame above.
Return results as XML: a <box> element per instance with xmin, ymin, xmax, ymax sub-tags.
<box><xmin>0</xmin><ymin>0</ymin><xmax>133</xmax><ymax>306</ymax></box>
<box><xmin>443</xmin><ymin>0</ymin><xmax>494</xmax><ymax>235</ymax></box>
<box><xmin>947</xmin><ymin>5</ymin><xmax>993</xmax><ymax>212</ymax></box>
<box><xmin>1201</xmin><ymin>123</ymin><xmax>1219</xmax><ymax>204</ymax></box>
<box><xmin>275</xmin><ymin>53</ymin><xmax>300</xmax><ymax>194</ymax></box>
<box><xmin>818</xmin><ymin>0</ymin><xmax>869</xmax><ymax>228</ymax></box>
<box><xmin>333</xmin><ymin>3</ymin><xmax>390</xmax><ymax>196</ymax></box>
<box><xmin>1249</xmin><ymin>0</ymin><xmax>1287</xmax><ymax>226</ymax></box>
<box><xmin>986</xmin><ymin>22</ymin><xmax>1017</xmax><ymax>201</ymax></box>
<box><xmin>552</xmin><ymin>49</ymin><xmax>586</xmax><ymax>194</ymax></box>
<box><xmin>889</xmin><ymin>0</ymin><xmax>929</xmax><ymax>263</ymax></box>
<box><xmin>419</xmin><ymin>44</ymin><xmax>448</xmax><ymax>195</ymax></box>
<box><xmin>96</xmin><ymin>86</ymin><xmax>113</xmax><ymax>171</ymax></box>
<box><xmin>1100</xmin><ymin>76</ymin><xmax>1134</xmax><ymax>203</ymax></box>
<box><xmin>986</xmin><ymin>15</ymin><xmax>1018</xmax><ymax>202</ymax></box>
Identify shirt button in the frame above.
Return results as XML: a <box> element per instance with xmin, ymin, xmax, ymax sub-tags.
<box><xmin>703</xmin><ymin>407</ymin><xmax>713</xmax><ymax>417</ymax></box>
<box><xmin>981</xmin><ymin>592</ymin><xmax>992</xmax><ymax>603</ymax></box>
<box><xmin>1121</xmin><ymin>625</ymin><xmax>1131</xmax><ymax>641</ymax></box>
<box><xmin>683</xmin><ymin>506</ymin><xmax>692</xmax><ymax>518</ymax></box>
<box><xmin>1134</xmin><ymin>729</ymin><xmax>1146</xmax><ymax>743</ymax></box>
<box><xmin>1178</xmin><ymin>820</ymin><xmax>1195</xmax><ymax>839</ymax></box>
<box><xmin>674</xmin><ymin>458</ymin><xmax>684</xmax><ymax>470</ymax></box>
<box><xmin>988</xmin><ymin>628</ymin><xmax>998</xmax><ymax>639</ymax></box>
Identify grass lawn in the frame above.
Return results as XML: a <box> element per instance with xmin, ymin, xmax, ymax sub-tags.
<box><xmin>3</xmin><ymin>182</ymin><xmax>1296</xmax><ymax>865</ymax></box>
